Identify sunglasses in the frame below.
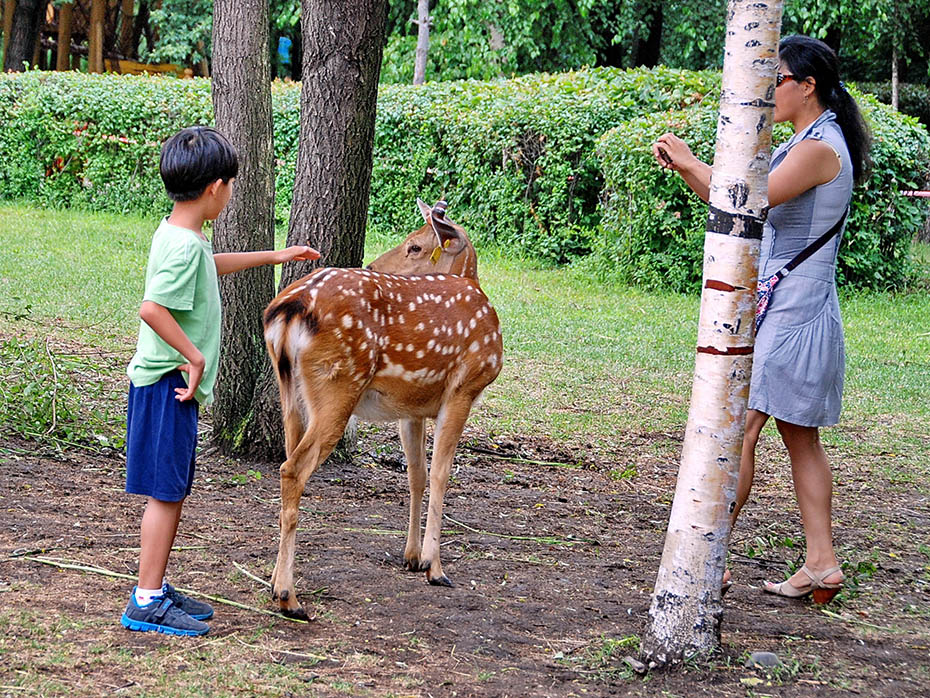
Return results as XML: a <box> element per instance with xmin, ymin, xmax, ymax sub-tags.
<box><xmin>776</xmin><ymin>72</ymin><xmax>799</xmax><ymax>87</ymax></box>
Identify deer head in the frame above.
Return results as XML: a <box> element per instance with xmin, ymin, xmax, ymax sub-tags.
<box><xmin>367</xmin><ymin>199</ymin><xmax>478</xmax><ymax>280</ymax></box>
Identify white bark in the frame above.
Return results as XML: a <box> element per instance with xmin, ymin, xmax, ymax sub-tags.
<box><xmin>413</xmin><ymin>0</ymin><xmax>429</xmax><ymax>85</ymax></box>
<box><xmin>641</xmin><ymin>0</ymin><xmax>784</xmax><ymax>667</ymax></box>
<box><xmin>891</xmin><ymin>46</ymin><xmax>899</xmax><ymax>111</ymax></box>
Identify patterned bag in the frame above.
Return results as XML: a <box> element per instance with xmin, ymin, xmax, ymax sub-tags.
<box><xmin>755</xmin><ymin>207</ymin><xmax>848</xmax><ymax>334</ymax></box>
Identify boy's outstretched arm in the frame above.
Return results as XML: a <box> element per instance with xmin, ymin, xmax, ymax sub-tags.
<box><xmin>213</xmin><ymin>245</ymin><xmax>320</xmax><ymax>276</ymax></box>
<box><xmin>139</xmin><ymin>301</ymin><xmax>205</xmax><ymax>402</ymax></box>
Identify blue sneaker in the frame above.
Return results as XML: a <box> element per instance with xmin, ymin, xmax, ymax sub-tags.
<box><xmin>162</xmin><ymin>583</ymin><xmax>214</xmax><ymax>621</ymax></box>
<box><xmin>121</xmin><ymin>590</ymin><xmax>209</xmax><ymax>636</ymax></box>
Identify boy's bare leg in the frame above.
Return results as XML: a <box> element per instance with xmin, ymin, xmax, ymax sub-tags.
<box><xmin>138</xmin><ymin>497</ymin><xmax>184</xmax><ymax>590</ymax></box>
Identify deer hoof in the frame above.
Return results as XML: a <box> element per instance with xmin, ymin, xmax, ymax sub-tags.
<box><xmin>427</xmin><ymin>573</ymin><xmax>453</xmax><ymax>587</ymax></box>
<box><xmin>404</xmin><ymin>557</ymin><xmax>420</xmax><ymax>572</ymax></box>
<box><xmin>281</xmin><ymin>605</ymin><xmax>310</xmax><ymax>621</ymax></box>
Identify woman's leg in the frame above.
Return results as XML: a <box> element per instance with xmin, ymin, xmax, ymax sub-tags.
<box><xmin>732</xmin><ymin>409</ymin><xmax>770</xmax><ymax>526</ymax></box>
<box><xmin>775</xmin><ymin>420</ymin><xmax>843</xmax><ymax>587</ymax></box>
<box><xmin>723</xmin><ymin>409</ymin><xmax>769</xmax><ymax>586</ymax></box>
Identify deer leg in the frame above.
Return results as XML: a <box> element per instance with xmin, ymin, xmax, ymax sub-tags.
<box><xmin>272</xmin><ymin>388</ymin><xmax>359</xmax><ymax>619</ymax></box>
<box><xmin>398</xmin><ymin>417</ymin><xmax>427</xmax><ymax>572</ymax></box>
<box><xmin>281</xmin><ymin>393</ymin><xmax>305</xmax><ymax>459</ymax></box>
<box><xmin>420</xmin><ymin>396</ymin><xmax>473</xmax><ymax>587</ymax></box>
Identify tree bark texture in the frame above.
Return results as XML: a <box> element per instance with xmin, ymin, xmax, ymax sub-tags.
<box><xmin>891</xmin><ymin>46</ymin><xmax>899</xmax><ymax>111</ymax></box>
<box><xmin>210</xmin><ymin>0</ymin><xmax>278</xmax><ymax>458</ymax></box>
<box><xmin>641</xmin><ymin>0</ymin><xmax>783</xmax><ymax>667</ymax></box>
<box><xmin>89</xmin><ymin>0</ymin><xmax>105</xmax><ymax>73</ymax></box>
<box><xmin>282</xmin><ymin>0</ymin><xmax>388</xmax><ymax>289</ymax></box>
<box><xmin>55</xmin><ymin>2</ymin><xmax>73</xmax><ymax>71</ymax></box>
<box><xmin>3</xmin><ymin>0</ymin><xmax>44</xmax><ymax>71</ymax></box>
<box><xmin>413</xmin><ymin>0</ymin><xmax>429</xmax><ymax>84</ymax></box>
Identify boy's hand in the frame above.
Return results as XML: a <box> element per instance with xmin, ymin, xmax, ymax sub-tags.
<box><xmin>175</xmin><ymin>355</ymin><xmax>206</xmax><ymax>402</ymax></box>
<box><xmin>276</xmin><ymin>245</ymin><xmax>321</xmax><ymax>264</ymax></box>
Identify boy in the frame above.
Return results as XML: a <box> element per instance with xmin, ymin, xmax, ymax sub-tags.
<box><xmin>121</xmin><ymin>126</ymin><xmax>318</xmax><ymax>635</ymax></box>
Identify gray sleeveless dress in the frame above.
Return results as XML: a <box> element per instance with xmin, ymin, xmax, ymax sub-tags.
<box><xmin>748</xmin><ymin>110</ymin><xmax>852</xmax><ymax>427</ymax></box>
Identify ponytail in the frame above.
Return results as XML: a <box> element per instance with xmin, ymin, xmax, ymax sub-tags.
<box><xmin>779</xmin><ymin>35</ymin><xmax>872</xmax><ymax>184</ymax></box>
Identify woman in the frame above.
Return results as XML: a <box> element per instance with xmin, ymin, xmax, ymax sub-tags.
<box><xmin>652</xmin><ymin>35</ymin><xmax>870</xmax><ymax>602</ymax></box>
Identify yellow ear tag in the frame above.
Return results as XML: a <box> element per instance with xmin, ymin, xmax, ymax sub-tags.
<box><xmin>429</xmin><ymin>246</ymin><xmax>442</xmax><ymax>264</ymax></box>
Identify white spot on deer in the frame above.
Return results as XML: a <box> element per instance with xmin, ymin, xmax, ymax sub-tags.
<box><xmin>415</xmin><ymin>296</ymin><xmax>423</xmax><ymax>304</ymax></box>
<box><xmin>469</xmin><ymin>340</ymin><xmax>480</xmax><ymax>353</ymax></box>
<box><xmin>404</xmin><ymin>343</ymin><xmax>414</xmax><ymax>352</ymax></box>
<box><xmin>425</xmin><ymin>275</ymin><xmax>435</xmax><ymax>281</ymax></box>
<box><xmin>465</xmin><ymin>295</ymin><xmax>472</xmax><ymax>302</ymax></box>
<box><xmin>398</xmin><ymin>314</ymin><xmax>406</xmax><ymax>324</ymax></box>
<box><xmin>432</xmin><ymin>327</ymin><xmax>440</xmax><ymax>336</ymax></box>
<box><xmin>333</xmin><ymin>328</ymin><xmax>344</xmax><ymax>340</ymax></box>
<box><xmin>483</xmin><ymin>334</ymin><xmax>491</xmax><ymax>345</ymax></box>
<box><xmin>427</xmin><ymin>339</ymin><xmax>436</xmax><ymax>350</ymax></box>
<box><xmin>408</xmin><ymin>302</ymin><xmax>416</xmax><ymax>312</ymax></box>
<box><xmin>455</xmin><ymin>321</ymin><xmax>463</xmax><ymax>335</ymax></box>
<box><xmin>341</xmin><ymin>314</ymin><xmax>353</xmax><ymax>330</ymax></box>
<box><xmin>373</xmin><ymin>309</ymin><xmax>380</xmax><ymax>323</ymax></box>
<box><xmin>263</xmin><ymin>317</ymin><xmax>284</xmax><ymax>354</ymax></box>
<box><xmin>415</xmin><ymin>322</ymin><xmax>425</xmax><ymax>332</ymax></box>
<box><xmin>365</xmin><ymin>327</ymin><xmax>373</xmax><ymax>339</ymax></box>
<box><xmin>469</xmin><ymin>318</ymin><xmax>477</xmax><ymax>330</ymax></box>
<box><xmin>416</xmin><ymin>350</ymin><xmax>425</xmax><ymax>359</ymax></box>
<box><xmin>360</xmin><ymin>341</ymin><xmax>368</xmax><ymax>351</ymax></box>
<box><xmin>387</xmin><ymin>317</ymin><xmax>393</xmax><ymax>325</ymax></box>
<box><xmin>488</xmin><ymin>353</ymin><xmax>499</xmax><ymax>368</ymax></box>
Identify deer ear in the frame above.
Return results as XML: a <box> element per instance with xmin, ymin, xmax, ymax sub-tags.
<box><xmin>429</xmin><ymin>201</ymin><xmax>466</xmax><ymax>256</ymax></box>
<box><xmin>417</xmin><ymin>198</ymin><xmax>432</xmax><ymax>224</ymax></box>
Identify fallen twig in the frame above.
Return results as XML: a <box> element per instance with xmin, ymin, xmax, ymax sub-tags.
<box><xmin>443</xmin><ymin>515</ymin><xmax>599</xmax><ymax>546</ymax></box>
<box><xmin>462</xmin><ymin>445</ymin><xmax>583</xmax><ymax>469</ymax></box>
<box><xmin>13</xmin><ymin>555</ymin><xmax>307</xmax><ymax>624</ymax></box>
<box><xmin>234</xmin><ymin>635</ymin><xmax>328</xmax><ymax>663</ymax></box>
<box><xmin>820</xmin><ymin>608</ymin><xmax>906</xmax><ymax>634</ymax></box>
<box><xmin>44</xmin><ymin>338</ymin><xmax>59</xmax><ymax>436</ymax></box>
<box><xmin>233</xmin><ymin>561</ymin><xmax>272</xmax><ymax>588</ymax></box>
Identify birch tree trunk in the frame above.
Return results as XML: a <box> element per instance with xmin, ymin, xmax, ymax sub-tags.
<box><xmin>891</xmin><ymin>46</ymin><xmax>899</xmax><ymax>111</ymax></box>
<box><xmin>640</xmin><ymin>0</ymin><xmax>784</xmax><ymax>667</ymax></box>
<box><xmin>413</xmin><ymin>0</ymin><xmax>429</xmax><ymax>85</ymax></box>
<box><xmin>210</xmin><ymin>0</ymin><xmax>277</xmax><ymax>458</ymax></box>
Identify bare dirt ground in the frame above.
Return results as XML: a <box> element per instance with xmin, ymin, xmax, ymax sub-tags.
<box><xmin>2</xmin><ymin>409</ymin><xmax>929</xmax><ymax>697</ymax></box>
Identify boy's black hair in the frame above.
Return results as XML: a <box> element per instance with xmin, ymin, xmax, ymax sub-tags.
<box><xmin>159</xmin><ymin>126</ymin><xmax>239</xmax><ymax>202</ymax></box>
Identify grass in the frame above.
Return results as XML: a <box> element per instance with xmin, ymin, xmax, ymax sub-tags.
<box><xmin>1</xmin><ymin>202</ymin><xmax>929</xmax><ymax>476</ymax></box>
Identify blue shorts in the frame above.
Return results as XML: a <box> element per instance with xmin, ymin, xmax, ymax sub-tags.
<box><xmin>125</xmin><ymin>370</ymin><xmax>199</xmax><ymax>502</ymax></box>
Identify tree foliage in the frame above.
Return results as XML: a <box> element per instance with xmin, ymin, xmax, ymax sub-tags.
<box><xmin>129</xmin><ymin>1</ymin><xmax>930</xmax><ymax>84</ymax></box>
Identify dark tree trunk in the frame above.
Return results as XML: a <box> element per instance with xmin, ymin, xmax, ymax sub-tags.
<box><xmin>282</xmin><ymin>0</ymin><xmax>388</xmax><ymax>285</ymax></box>
<box><xmin>3</xmin><ymin>0</ymin><xmax>45</xmax><ymax>71</ymax></box>
<box><xmin>210</xmin><ymin>0</ymin><xmax>279</xmax><ymax>459</ymax></box>
<box><xmin>636</xmin><ymin>5</ymin><xmax>663</xmax><ymax>68</ymax></box>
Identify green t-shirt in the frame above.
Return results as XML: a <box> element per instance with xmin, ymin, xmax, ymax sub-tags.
<box><xmin>127</xmin><ymin>219</ymin><xmax>221</xmax><ymax>406</ymax></box>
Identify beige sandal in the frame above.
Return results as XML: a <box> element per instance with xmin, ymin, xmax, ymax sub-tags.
<box><xmin>763</xmin><ymin>564</ymin><xmax>844</xmax><ymax>604</ymax></box>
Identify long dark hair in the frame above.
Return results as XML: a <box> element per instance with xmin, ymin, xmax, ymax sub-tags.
<box><xmin>779</xmin><ymin>35</ymin><xmax>871</xmax><ymax>184</ymax></box>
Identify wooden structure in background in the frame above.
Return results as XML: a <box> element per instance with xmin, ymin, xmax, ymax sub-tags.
<box><xmin>2</xmin><ymin>0</ymin><xmax>199</xmax><ymax>76</ymax></box>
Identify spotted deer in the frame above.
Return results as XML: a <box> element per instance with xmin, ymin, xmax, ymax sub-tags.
<box><xmin>263</xmin><ymin>199</ymin><xmax>503</xmax><ymax>619</ymax></box>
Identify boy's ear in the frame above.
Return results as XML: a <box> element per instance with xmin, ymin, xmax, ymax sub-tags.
<box><xmin>207</xmin><ymin>179</ymin><xmax>224</xmax><ymax>196</ymax></box>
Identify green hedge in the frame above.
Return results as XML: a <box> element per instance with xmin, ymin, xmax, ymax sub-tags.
<box><xmin>0</xmin><ymin>67</ymin><xmax>716</xmax><ymax>264</ymax></box>
<box><xmin>856</xmin><ymin>81</ymin><xmax>930</xmax><ymax>126</ymax></box>
<box><xmin>1</xmin><ymin>69</ymin><xmax>927</xmax><ymax>290</ymax></box>
<box><xmin>595</xmin><ymin>89</ymin><xmax>930</xmax><ymax>292</ymax></box>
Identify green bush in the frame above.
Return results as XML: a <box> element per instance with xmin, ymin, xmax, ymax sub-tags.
<box><xmin>595</xmin><ymin>89</ymin><xmax>930</xmax><ymax>292</ymax></box>
<box><xmin>0</xmin><ymin>67</ymin><xmax>717</xmax><ymax>263</ymax></box>
<box><xmin>856</xmin><ymin>81</ymin><xmax>930</xmax><ymax>127</ymax></box>
<box><xmin>1</xmin><ymin>68</ymin><xmax>927</xmax><ymax>288</ymax></box>
<box><xmin>0</xmin><ymin>336</ymin><xmax>122</xmax><ymax>449</ymax></box>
